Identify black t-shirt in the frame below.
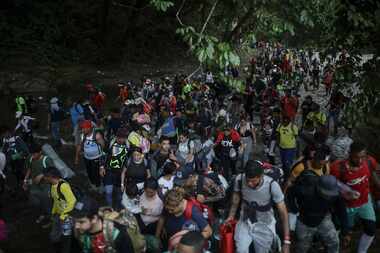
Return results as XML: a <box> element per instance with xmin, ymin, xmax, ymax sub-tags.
<box><xmin>126</xmin><ymin>160</ymin><xmax>148</xmax><ymax>184</ymax></box>
<box><xmin>154</xmin><ymin>151</ymin><xmax>169</xmax><ymax>171</ymax></box>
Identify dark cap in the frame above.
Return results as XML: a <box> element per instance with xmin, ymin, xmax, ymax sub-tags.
<box><xmin>43</xmin><ymin>166</ymin><xmax>62</xmax><ymax>178</ymax></box>
<box><xmin>318</xmin><ymin>175</ymin><xmax>339</xmax><ymax>197</ymax></box>
<box><xmin>245</xmin><ymin>160</ymin><xmax>264</xmax><ymax>178</ymax></box>
<box><xmin>71</xmin><ymin>197</ymin><xmax>100</xmax><ymax>219</ymax></box>
<box><xmin>116</xmin><ymin>128</ymin><xmax>128</xmax><ymax>138</ymax></box>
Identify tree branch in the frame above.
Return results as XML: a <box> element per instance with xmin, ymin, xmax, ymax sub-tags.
<box><xmin>176</xmin><ymin>0</ymin><xmax>187</xmax><ymax>26</ymax></box>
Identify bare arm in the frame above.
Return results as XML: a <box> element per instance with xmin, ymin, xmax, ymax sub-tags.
<box><xmin>155</xmin><ymin>216</ymin><xmax>165</xmax><ymax>238</ymax></box>
<box><xmin>227</xmin><ymin>192</ymin><xmax>241</xmax><ymax>220</ymax></box>
<box><xmin>276</xmin><ymin>201</ymin><xmax>290</xmax><ymax>240</ymax></box>
<box><xmin>121</xmin><ymin>166</ymin><xmax>127</xmax><ymax>188</ymax></box>
<box><xmin>74</xmin><ymin>143</ymin><xmax>82</xmax><ymax>165</ymax></box>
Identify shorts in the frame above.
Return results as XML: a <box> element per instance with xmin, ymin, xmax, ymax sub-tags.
<box><xmin>346</xmin><ymin>196</ymin><xmax>376</xmax><ymax>228</ymax></box>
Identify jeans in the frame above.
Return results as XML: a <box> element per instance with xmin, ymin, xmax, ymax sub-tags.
<box><xmin>29</xmin><ymin>186</ymin><xmax>52</xmax><ymax>215</ymax></box>
<box><xmin>51</xmin><ymin>121</ymin><xmax>61</xmax><ymax>144</ymax></box>
<box><xmin>104</xmin><ymin>170</ymin><xmax>123</xmax><ymax>209</ymax></box>
<box><xmin>296</xmin><ymin>215</ymin><xmax>339</xmax><ymax>253</ymax></box>
<box><xmin>84</xmin><ymin>158</ymin><xmax>101</xmax><ymax>187</ymax></box>
<box><xmin>279</xmin><ymin>148</ymin><xmax>296</xmax><ymax>180</ymax></box>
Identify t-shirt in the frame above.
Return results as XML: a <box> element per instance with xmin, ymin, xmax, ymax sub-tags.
<box><xmin>164</xmin><ymin>204</ymin><xmax>208</xmax><ymax>238</ymax></box>
<box><xmin>27</xmin><ymin>155</ymin><xmax>54</xmax><ymax>180</ymax></box>
<box><xmin>330</xmin><ymin>159</ymin><xmax>372</xmax><ymax>208</ymax></box>
<box><xmin>368</xmin><ymin>156</ymin><xmax>380</xmax><ymax>200</ymax></box>
<box><xmin>306</xmin><ymin>111</ymin><xmax>327</xmax><ymax>126</ymax></box>
<box><xmin>158</xmin><ymin>176</ymin><xmax>175</xmax><ymax>195</ymax></box>
<box><xmin>125</xmin><ymin>160</ymin><xmax>148</xmax><ymax>184</ymax></box>
<box><xmin>291</xmin><ymin>161</ymin><xmax>328</xmax><ymax>178</ymax></box>
<box><xmin>69</xmin><ymin>103</ymin><xmax>84</xmax><ymax>127</ymax></box>
<box><xmin>140</xmin><ymin>192</ymin><xmax>164</xmax><ymax>226</ymax></box>
<box><xmin>234</xmin><ymin>175</ymin><xmax>284</xmax><ymax>225</ymax></box>
<box><xmin>276</xmin><ymin>123</ymin><xmax>298</xmax><ymax>149</ymax></box>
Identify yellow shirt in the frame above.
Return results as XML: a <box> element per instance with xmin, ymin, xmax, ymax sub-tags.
<box><xmin>277</xmin><ymin>123</ymin><xmax>298</xmax><ymax>149</ymax></box>
<box><xmin>291</xmin><ymin>161</ymin><xmax>330</xmax><ymax>178</ymax></box>
<box><xmin>51</xmin><ymin>180</ymin><xmax>77</xmax><ymax>220</ymax></box>
<box><xmin>306</xmin><ymin>111</ymin><xmax>327</xmax><ymax>127</ymax></box>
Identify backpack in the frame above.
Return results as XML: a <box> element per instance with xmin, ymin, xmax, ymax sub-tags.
<box><xmin>184</xmin><ymin>197</ymin><xmax>215</xmax><ymax>225</ymax></box>
<box><xmin>149</xmin><ymin>150</ymin><xmax>169</xmax><ymax>179</ymax></box>
<box><xmin>98</xmin><ymin>207</ymin><xmax>146</xmax><ymax>253</ymax></box>
<box><xmin>28</xmin><ymin>155</ymin><xmax>49</xmax><ymax>171</ymax></box>
<box><xmin>237</xmin><ymin>173</ymin><xmax>277</xmax><ymax>223</ymax></box>
<box><xmin>56</xmin><ymin>180</ymin><xmax>85</xmax><ymax>203</ymax></box>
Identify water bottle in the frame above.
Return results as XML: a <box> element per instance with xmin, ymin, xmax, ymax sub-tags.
<box><xmin>61</xmin><ymin>217</ymin><xmax>73</xmax><ymax>236</ymax></box>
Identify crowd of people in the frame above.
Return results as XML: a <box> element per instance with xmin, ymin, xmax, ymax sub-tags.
<box><xmin>0</xmin><ymin>42</ymin><xmax>379</xmax><ymax>253</ymax></box>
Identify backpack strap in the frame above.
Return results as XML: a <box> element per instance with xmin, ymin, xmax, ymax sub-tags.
<box><xmin>338</xmin><ymin>161</ymin><xmax>346</xmax><ymax>180</ymax></box>
<box><xmin>57</xmin><ymin>180</ymin><xmax>66</xmax><ymax>201</ymax></box>
<box><xmin>103</xmin><ymin>220</ymin><xmax>120</xmax><ymax>252</ymax></box>
<box><xmin>183</xmin><ymin>200</ymin><xmax>194</xmax><ymax>221</ymax></box>
<box><xmin>42</xmin><ymin>156</ymin><xmax>48</xmax><ymax>169</ymax></box>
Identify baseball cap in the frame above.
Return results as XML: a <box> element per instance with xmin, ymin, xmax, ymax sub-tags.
<box><xmin>43</xmin><ymin>166</ymin><xmax>62</xmax><ymax>178</ymax></box>
<box><xmin>80</xmin><ymin>120</ymin><xmax>93</xmax><ymax>129</ymax></box>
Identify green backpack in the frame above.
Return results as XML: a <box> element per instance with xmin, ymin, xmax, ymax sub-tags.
<box><xmin>99</xmin><ymin>207</ymin><xmax>146</xmax><ymax>253</ymax></box>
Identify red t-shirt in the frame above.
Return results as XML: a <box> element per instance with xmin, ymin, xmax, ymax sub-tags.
<box><xmin>281</xmin><ymin>96</ymin><xmax>298</xmax><ymax>120</ymax></box>
<box><xmin>330</xmin><ymin>159</ymin><xmax>372</xmax><ymax>208</ymax></box>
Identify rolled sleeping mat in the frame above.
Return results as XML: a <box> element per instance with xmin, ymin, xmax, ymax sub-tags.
<box><xmin>42</xmin><ymin>144</ymin><xmax>75</xmax><ymax>179</ymax></box>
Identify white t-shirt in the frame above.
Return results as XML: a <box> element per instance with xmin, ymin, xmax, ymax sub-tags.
<box><xmin>158</xmin><ymin>175</ymin><xmax>175</xmax><ymax>195</ymax></box>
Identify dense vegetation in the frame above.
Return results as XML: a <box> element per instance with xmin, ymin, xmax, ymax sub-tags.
<box><xmin>0</xmin><ymin>0</ymin><xmax>379</xmax><ymax>124</ymax></box>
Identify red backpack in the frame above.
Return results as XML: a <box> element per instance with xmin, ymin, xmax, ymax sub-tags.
<box><xmin>183</xmin><ymin>197</ymin><xmax>214</xmax><ymax>225</ymax></box>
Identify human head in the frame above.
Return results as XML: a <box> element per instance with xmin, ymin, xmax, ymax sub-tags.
<box><xmin>144</xmin><ymin>178</ymin><xmax>159</xmax><ymax>199</ymax></box>
<box><xmin>311</xmin><ymin>147</ymin><xmax>330</xmax><ymax>167</ymax></box>
<box><xmin>282</xmin><ymin>115</ymin><xmax>291</xmax><ymax>125</ymax></box>
<box><xmin>125</xmin><ymin>181</ymin><xmax>139</xmax><ymax>198</ymax></box>
<box><xmin>80</xmin><ymin>120</ymin><xmax>93</xmax><ymax>135</ymax></box>
<box><xmin>176</xmin><ymin>231</ymin><xmax>205</xmax><ymax>253</ymax></box>
<box><xmin>115</xmin><ymin>128</ymin><xmax>128</xmax><ymax>144</ymax></box>
<box><xmin>349</xmin><ymin>141</ymin><xmax>366</xmax><ymax>167</ymax></box>
<box><xmin>72</xmin><ymin>199</ymin><xmax>100</xmax><ymax>235</ymax></box>
<box><xmin>178</xmin><ymin>130</ymin><xmax>189</xmax><ymax>143</ymax></box>
<box><xmin>30</xmin><ymin>143</ymin><xmax>43</xmax><ymax>160</ymax></box>
<box><xmin>131</xmin><ymin>147</ymin><xmax>144</xmax><ymax>163</ymax></box>
<box><xmin>163</xmin><ymin>162</ymin><xmax>176</xmax><ymax>176</ymax></box>
<box><xmin>110</xmin><ymin>108</ymin><xmax>120</xmax><ymax>118</ymax></box>
<box><xmin>160</xmin><ymin>137</ymin><xmax>171</xmax><ymax>153</ymax></box>
<box><xmin>305</xmin><ymin>95</ymin><xmax>312</xmax><ymax>103</ymax></box>
<box><xmin>245</xmin><ymin>160</ymin><xmax>264</xmax><ymax>189</ymax></box>
<box><xmin>165</xmin><ymin>187</ymin><xmax>186</xmax><ymax>216</ymax></box>
<box><xmin>43</xmin><ymin>167</ymin><xmax>62</xmax><ymax>184</ymax></box>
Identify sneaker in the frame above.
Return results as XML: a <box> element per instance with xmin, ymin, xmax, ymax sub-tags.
<box><xmin>36</xmin><ymin>215</ymin><xmax>46</xmax><ymax>224</ymax></box>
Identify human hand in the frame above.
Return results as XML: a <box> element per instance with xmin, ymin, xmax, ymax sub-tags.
<box><xmin>99</xmin><ymin>167</ymin><xmax>106</xmax><ymax>177</ymax></box>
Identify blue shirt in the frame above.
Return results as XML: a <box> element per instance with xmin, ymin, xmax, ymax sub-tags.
<box><xmin>164</xmin><ymin>205</ymin><xmax>208</xmax><ymax>238</ymax></box>
<box><xmin>69</xmin><ymin>104</ymin><xmax>84</xmax><ymax>127</ymax></box>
